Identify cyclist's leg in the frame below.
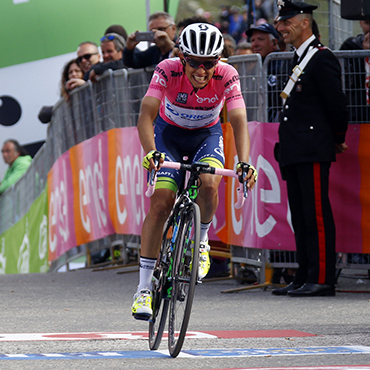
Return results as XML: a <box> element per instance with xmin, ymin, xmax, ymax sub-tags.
<box><xmin>191</xmin><ymin>122</ymin><xmax>225</xmax><ymax>278</ymax></box>
<box><xmin>133</xmin><ymin>118</ymin><xmax>184</xmax><ymax>319</ymax></box>
<box><xmin>192</xmin><ymin>121</ymin><xmax>225</xmax><ymax>230</ymax></box>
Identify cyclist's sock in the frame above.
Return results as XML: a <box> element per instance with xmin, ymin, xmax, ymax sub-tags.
<box><xmin>200</xmin><ymin>221</ymin><xmax>212</xmax><ymax>242</ymax></box>
<box><xmin>137</xmin><ymin>256</ymin><xmax>156</xmax><ymax>292</ymax></box>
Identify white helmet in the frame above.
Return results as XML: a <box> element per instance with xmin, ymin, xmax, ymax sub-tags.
<box><xmin>179</xmin><ymin>23</ymin><xmax>224</xmax><ymax>58</ymax></box>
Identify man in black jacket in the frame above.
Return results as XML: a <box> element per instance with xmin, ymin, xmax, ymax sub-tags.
<box><xmin>123</xmin><ymin>11</ymin><xmax>176</xmax><ymax>69</ymax></box>
<box><xmin>89</xmin><ymin>33</ymin><xmax>126</xmax><ymax>82</ymax></box>
<box><xmin>272</xmin><ymin>0</ymin><xmax>348</xmax><ymax>297</ymax></box>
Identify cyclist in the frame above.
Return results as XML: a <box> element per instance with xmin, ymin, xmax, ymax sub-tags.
<box><xmin>132</xmin><ymin>23</ymin><xmax>257</xmax><ymax>320</ymax></box>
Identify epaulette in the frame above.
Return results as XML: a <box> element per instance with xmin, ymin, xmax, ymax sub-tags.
<box><xmin>317</xmin><ymin>44</ymin><xmax>328</xmax><ymax>51</ymax></box>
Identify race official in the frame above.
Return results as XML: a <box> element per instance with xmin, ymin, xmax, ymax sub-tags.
<box><xmin>272</xmin><ymin>1</ymin><xmax>348</xmax><ymax>297</ymax></box>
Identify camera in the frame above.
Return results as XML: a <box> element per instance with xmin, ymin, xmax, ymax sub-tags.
<box><xmin>135</xmin><ymin>31</ymin><xmax>155</xmax><ymax>42</ymax></box>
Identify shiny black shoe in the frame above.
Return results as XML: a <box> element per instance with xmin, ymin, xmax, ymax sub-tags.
<box><xmin>271</xmin><ymin>282</ymin><xmax>303</xmax><ymax>296</ymax></box>
<box><xmin>287</xmin><ymin>283</ymin><xmax>335</xmax><ymax>297</ymax></box>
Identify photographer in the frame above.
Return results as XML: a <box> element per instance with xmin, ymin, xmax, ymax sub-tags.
<box><xmin>123</xmin><ymin>11</ymin><xmax>176</xmax><ymax>69</ymax></box>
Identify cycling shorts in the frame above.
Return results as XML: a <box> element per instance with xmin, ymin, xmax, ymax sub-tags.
<box><xmin>153</xmin><ymin>116</ymin><xmax>225</xmax><ymax>193</ymax></box>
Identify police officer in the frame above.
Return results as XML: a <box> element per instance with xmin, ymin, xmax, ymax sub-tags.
<box><xmin>272</xmin><ymin>1</ymin><xmax>348</xmax><ymax>297</ymax></box>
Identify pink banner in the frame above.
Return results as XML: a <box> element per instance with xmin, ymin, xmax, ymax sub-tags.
<box><xmin>219</xmin><ymin>122</ymin><xmax>365</xmax><ymax>253</ymax></box>
<box><xmin>47</xmin><ymin>124</ymin><xmax>368</xmax><ymax>262</ymax></box>
<box><xmin>48</xmin><ymin>150</ymin><xmax>77</xmax><ymax>260</ymax></box>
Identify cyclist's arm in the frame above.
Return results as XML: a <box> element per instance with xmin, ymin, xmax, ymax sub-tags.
<box><xmin>228</xmin><ymin>108</ymin><xmax>256</xmax><ymax>190</ymax></box>
<box><xmin>228</xmin><ymin>108</ymin><xmax>250</xmax><ymax>163</ymax></box>
<box><xmin>137</xmin><ymin>96</ymin><xmax>161</xmax><ymax>154</ymax></box>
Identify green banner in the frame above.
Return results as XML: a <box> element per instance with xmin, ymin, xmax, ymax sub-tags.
<box><xmin>0</xmin><ymin>188</ymin><xmax>48</xmax><ymax>274</ymax></box>
<box><xmin>0</xmin><ymin>0</ymin><xmax>179</xmax><ymax>68</ymax></box>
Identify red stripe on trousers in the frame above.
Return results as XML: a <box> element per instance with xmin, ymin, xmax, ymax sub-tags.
<box><xmin>313</xmin><ymin>163</ymin><xmax>326</xmax><ymax>284</ymax></box>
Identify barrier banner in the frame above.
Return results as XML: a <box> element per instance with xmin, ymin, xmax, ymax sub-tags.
<box><xmin>0</xmin><ymin>190</ymin><xmax>48</xmax><ymax>274</ymax></box>
<box><xmin>48</xmin><ymin>128</ymin><xmax>151</xmax><ymax>260</ymax></box>
<box><xmin>47</xmin><ymin>123</ymin><xmax>370</xmax><ymax>262</ymax></box>
<box><xmin>220</xmin><ymin>122</ymin><xmax>369</xmax><ymax>254</ymax></box>
<box><xmin>48</xmin><ymin>150</ymin><xmax>77</xmax><ymax>261</ymax></box>
<box><xmin>107</xmin><ymin>128</ymin><xmax>148</xmax><ymax>235</ymax></box>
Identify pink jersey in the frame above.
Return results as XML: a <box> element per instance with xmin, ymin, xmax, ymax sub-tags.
<box><xmin>145</xmin><ymin>58</ymin><xmax>245</xmax><ymax>129</ymax></box>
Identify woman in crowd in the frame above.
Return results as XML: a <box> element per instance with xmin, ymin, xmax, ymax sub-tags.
<box><xmin>61</xmin><ymin>58</ymin><xmax>84</xmax><ymax>102</ymax></box>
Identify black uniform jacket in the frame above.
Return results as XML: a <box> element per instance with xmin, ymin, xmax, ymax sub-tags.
<box><xmin>279</xmin><ymin>38</ymin><xmax>348</xmax><ymax>168</ymax></box>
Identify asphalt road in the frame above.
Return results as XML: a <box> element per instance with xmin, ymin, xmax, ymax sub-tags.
<box><xmin>1</xmin><ymin>265</ymin><xmax>370</xmax><ymax>370</ymax></box>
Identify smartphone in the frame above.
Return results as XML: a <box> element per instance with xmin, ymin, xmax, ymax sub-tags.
<box><xmin>135</xmin><ymin>31</ymin><xmax>155</xmax><ymax>42</ymax></box>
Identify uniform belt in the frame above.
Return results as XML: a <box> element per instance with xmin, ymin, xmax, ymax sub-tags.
<box><xmin>280</xmin><ymin>47</ymin><xmax>319</xmax><ymax>101</ymax></box>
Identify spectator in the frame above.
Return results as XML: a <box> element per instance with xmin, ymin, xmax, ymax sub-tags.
<box><xmin>38</xmin><ymin>58</ymin><xmax>84</xmax><ymax>123</ymax></box>
<box><xmin>170</xmin><ymin>16</ymin><xmax>209</xmax><ymax>58</ymax></box>
<box><xmin>176</xmin><ymin>15</ymin><xmax>208</xmax><ymax>36</ymax></box>
<box><xmin>222</xmin><ymin>34</ymin><xmax>237</xmax><ymax>58</ymax></box>
<box><xmin>104</xmin><ymin>24</ymin><xmax>128</xmax><ymax>41</ymax></box>
<box><xmin>247</xmin><ymin>0</ymin><xmax>268</xmax><ymax>29</ymax></box>
<box><xmin>89</xmin><ymin>33</ymin><xmax>126</xmax><ymax>82</ymax></box>
<box><xmin>76</xmin><ymin>42</ymin><xmax>101</xmax><ymax>78</ymax></box>
<box><xmin>0</xmin><ymin>140</ymin><xmax>32</xmax><ymax>195</ymax></box>
<box><xmin>61</xmin><ymin>58</ymin><xmax>84</xmax><ymax>101</ymax></box>
<box><xmin>245</xmin><ymin>23</ymin><xmax>283</xmax><ymax>121</ymax></box>
<box><xmin>123</xmin><ymin>11</ymin><xmax>176</xmax><ymax>69</ymax></box>
<box><xmin>272</xmin><ymin>0</ymin><xmax>348</xmax><ymax>297</ymax></box>
<box><xmin>228</xmin><ymin>7</ymin><xmax>244</xmax><ymax>43</ymax></box>
<box><xmin>235</xmin><ymin>41</ymin><xmax>253</xmax><ymax>55</ymax></box>
<box><xmin>218</xmin><ymin>4</ymin><xmax>232</xmax><ymax>33</ymax></box>
<box><xmin>246</xmin><ymin>23</ymin><xmax>279</xmax><ymax>60</ymax></box>
<box><xmin>39</xmin><ymin>44</ymin><xmax>98</xmax><ymax>125</ymax></box>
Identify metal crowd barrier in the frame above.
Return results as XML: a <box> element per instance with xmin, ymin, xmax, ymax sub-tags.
<box><xmin>1</xmin><ymin>51</ymin><xmax>370</xmax><ymax>276</ymax></box>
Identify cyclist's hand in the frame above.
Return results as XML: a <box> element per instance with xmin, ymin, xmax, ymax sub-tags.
<box><xmin>142</xmin><ymin>150</ymin><xmax>165</xmax><ymax>171</ymax></box>
<box><xmin>236</xmin><ymin>162</ymin><xmax>257</xmax><ymax>190</ymax></box>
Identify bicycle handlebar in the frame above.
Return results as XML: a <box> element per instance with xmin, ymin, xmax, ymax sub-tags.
<box><xmin>145</xmin><ymin>161</ymin><xmax>247</xmax><ymax>209</ymax></box>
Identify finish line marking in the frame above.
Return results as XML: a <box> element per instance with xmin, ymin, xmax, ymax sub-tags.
<box><xmin>0</xmin><ymin>346</ymin><xmax>370</xmax><ymax>360</ymax></box>
<box><xmin>0</xmin><ymin>330</ymin><xmax>316</xmax><ymax>342</ymax></box>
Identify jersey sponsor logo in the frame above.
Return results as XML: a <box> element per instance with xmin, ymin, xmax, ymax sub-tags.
<box><xmin>152</xmin><ymin>72</ymin><xmax>167</xmax><ymax>88</ymax></box>
<box><xmin>225</xmin><ymin>83</ymin><xmax>241</xmax><ymax>95</ymax></box>
<box><xmin>166</xmin><ymin>103</ymin><xmax>213</xmax><ymax>121</ymax></box>
<box><xmin>164</xmin><ymin>97</ymin><xmax>222</xmax><ymax>128</ymax></box>
<box><xmin>196</xmin><ymin>94</ymin><xmax>219</xmax><ymax>104</ymax></box>
<box><xmin>212</xmin><ymin>74</ymin><xmax>223</xmax><ymax>81</ymax></box>
<box><xmin>148</xmin><ymin>84</ymin><xmax>164</xmax><ymax>91</ymax></box>
<box><xmin>154</xmin><ymin>66</ymin><xmax>168</xmax><ymax>81</ymax></box>
<box><xmin>225</xmin><ymin>75</ymin><xmax>240</xmax><ymax>88</ymax></box>
<box><xmin>176</xmin><ymin>92</ymin><xmax>188</xmax><ymax>104</ymax></box>
<box><xmin>171</xmin><ymin>71</ymin><xmax>182</xmax><ymax>77</ymax></box>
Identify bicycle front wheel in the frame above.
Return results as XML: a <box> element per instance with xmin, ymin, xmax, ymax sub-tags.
<box><xmin>168</xmin><ymin>202</ymin><xmax>200</xmax><ymax>358</ymax></box>
<box><xmin>148</xmin><ymin>218</ymin><xmax>174</xmax><ymax>350</ymax></box>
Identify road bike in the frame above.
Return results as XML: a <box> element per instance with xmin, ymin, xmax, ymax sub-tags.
<box><xmin>145</xmin><ymin>160</ymin><xmax>248</xmax><ymax>357</ymax></box>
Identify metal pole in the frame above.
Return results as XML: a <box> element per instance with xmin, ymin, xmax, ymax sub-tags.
<box><xmin>146</xmin><ymin>0</ymin><xmax>150</xmax><ymax>30</ymax></box>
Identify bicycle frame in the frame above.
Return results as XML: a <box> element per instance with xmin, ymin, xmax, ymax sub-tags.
<box><xmin>147</xmin><ymin>160</ymin><xmax>248</xmax><ymax>357</ymax></box>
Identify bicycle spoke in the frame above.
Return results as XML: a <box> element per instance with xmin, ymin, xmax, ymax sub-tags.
<box><xmin>148</xmin><ymin>218</ymin><xmax>174</xmax><ymax>350</ymax></box>
<box><xmin>168</xmin><ymin>203</ymin><xmax>200</xmax><ymax>358</ymax></box>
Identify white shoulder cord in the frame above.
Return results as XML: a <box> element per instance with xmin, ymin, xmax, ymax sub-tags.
<box><xmin>280</xmin><ymin>46</ymin><xmax>319</xmax><ymax>103</ymax></box>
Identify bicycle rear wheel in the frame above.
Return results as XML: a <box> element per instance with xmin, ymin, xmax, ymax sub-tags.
<box><xmin>148</xmin><ymin>217</ymin><xmax>174</xmax><ymax>350</ymax></box>
<box><xmin>168</xmin><ymin>202</ymin><xmax>200</xmax><ymax>358</ymax></box>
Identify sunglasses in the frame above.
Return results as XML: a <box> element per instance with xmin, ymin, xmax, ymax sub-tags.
<box><xmin>100</xmin><ymin>35</ymin><xmax>116</xmax><ymax>42</ymax></box>
<box><xmin>184</xmin><ymin>57</ymin><xmax>218</xmax><ymax>70</ymax></box>
<box><xmin>76</xmin><ymin>52</ymin><xmax>98</xmax><ymax>64</ymax></box>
